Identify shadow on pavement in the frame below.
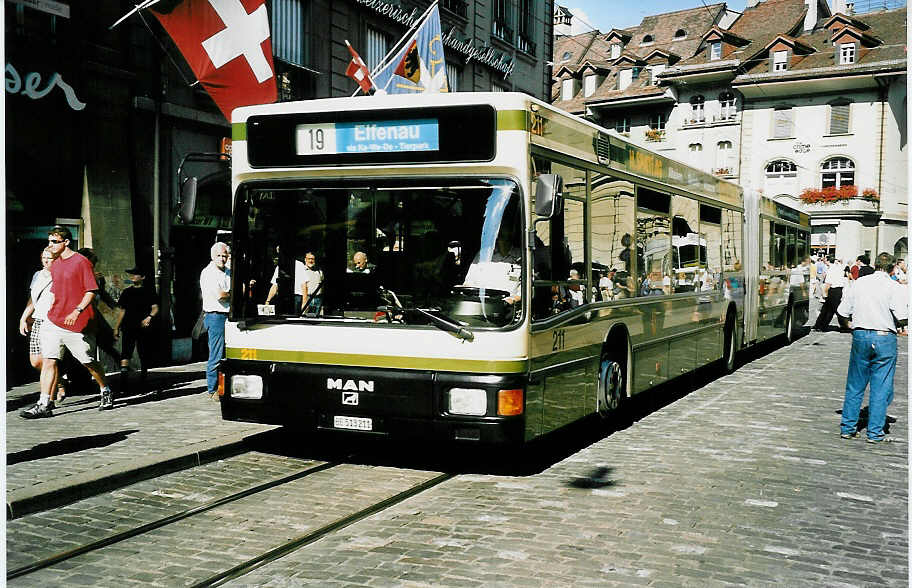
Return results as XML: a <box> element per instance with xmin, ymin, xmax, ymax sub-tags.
<box><xmin>7</xmin><ymin>370</ymin><xmax>206</xmax><ymax>412</ymax></box>
<box><xmin>238</xmin><ymin>331</ymin><xmax>810</xmax><ymax>479</ymax></box>
<box><xmin>7</xmin><ymin>430</ymin><xmax>140</xmax><ymax>465</ymax></box>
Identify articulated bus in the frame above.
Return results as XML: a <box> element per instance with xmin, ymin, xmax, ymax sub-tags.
<box><xmin>214</xmin><ymin>92</ymin><xmax>810</xmax><ymax>444</ymax></box>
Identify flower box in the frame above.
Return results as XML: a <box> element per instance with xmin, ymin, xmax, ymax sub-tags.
<box><xmin>798</xmin><ymin>185</ymin><xmax>878</xmax><ymax>205</ymax></box>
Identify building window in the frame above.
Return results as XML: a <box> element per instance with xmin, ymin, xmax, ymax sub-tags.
<box><xmin>839</xmin><ymin>43</ymin><xmax>856</xmax><ymax>64</ymax></box>
<box><xmin>772</xmin><ymin>107</ymin><xmax>794</xmax><ymax>139</ymax></box>
<box><xmin>366</xmin><ymin>27</ymin><xmax>388</xmax><ymax>72</ymax></box>
<box><xmin>642</xmin><ymin>34</ymin><xmax>654</xmax><ymax>45</ymax></box>
<box><xmin>719</xmin><ymin>91</ymin><xmax>737</xmax><ymax>120</ymax></box>
<box><xmin>649</xmin><ymin>112</ymin><xmax>666</xmax><ymax>131</ymax></box>
<box><xmin>773</xmin><ymin>50</ymin><xmax>788</xmax><ymax>71</ymax></box>
<box><xmin>618</xmin><ymin>69</ymin><xmax>633</xmax><ymax>90</ymax></box>
<box><xmin>493</xmin><ymin>0</ymin><xmax>513</xmax><ymax>43</ymax></box>
<box><xmin>561</xmin><ymin>51</ymin><xmax>573</xmax><ymax>62</ymax></box>
<box><xmin>518</xmin><ymin>0</ymin><xmax>535</xmax><ymax>55</ymax></box>
<box><xmin>561</xmin><ymin>78</ymin><xmax>576</xmax><ymax>101</ymax></box>
<box><xmin>271</xmin><ymin>0</ymin><xmax>308</xmax><ymax>66</ymax></box>
<box><xmin>650</xmin><ymin>64</ymin><xmax>665</xmax><ymax>85</ymax></box>
<box><xmin>447</xmin><ymin>63</ymin><xmax>460</xmax><ymax>92</ymax></box>
<box><xmin>584</xmin><ymin>74</ymin><xmax>598</xmax><ymax>97</ymax></box>
<box><xmin>716</xmin><ymin>141</ymin><xmax>733</xmax><ymax>174</ymax></box>
<box><xmin>821</xmin><ymin>157</ymin><xmax>855</xmax><ymax>188</ymax></box>
<box><xmin>710</xmin><ymin>41</ymin><xmax>722</xmax><ymax>60</ymax></box>
<box><xmin>610</xmin><ymin>44</ymin><xmax>621</xmax><ymax>59</ymax></box>
<box><xmin>766</xmin><ymin>159</ymin><xmax>798</xmax><ymax>178</ymax></box>
<box><xmin>615</xmin><ymin>118</ymin><xmax>630</xmax><ymax>133</ymax></box>
<box><xmin>829</xmin><ymin>101</ymin><xmax>851</xmax><ymax>134</ymax></box>
<box><xmin>491</xmin><ymin>83</ymin><xmax>507</xmax><ymax>92</ymax></box>
<box><xmin>689</xmin><ymin>143</ymin><xmax>703</xmax><ymax>152</ymax></box>
<box><xmin>674</xmin><ymin>29</ymin><xmax>687</xmax><ymax>39</ymax></box>
<box><xmin>689</xmin><ymin>95</ymin><xmax>705</xmax><ymax>123</ymax></box>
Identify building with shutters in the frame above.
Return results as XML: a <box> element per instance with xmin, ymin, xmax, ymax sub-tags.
<box><xmin>551</xmin><ymin>0</ymin><xmax>906</xmax><ymax>261</ymax></box>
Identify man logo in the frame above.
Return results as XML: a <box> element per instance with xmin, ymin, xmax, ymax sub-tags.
<box><xmin>327</xmin><ymin>378</ymin><xmax>374</xmax><ymax>392</ymax></box>
<box><xmin>342</xmin><ymin>391</ymin><xmax>359</xmax><ymax>406</ymax></box>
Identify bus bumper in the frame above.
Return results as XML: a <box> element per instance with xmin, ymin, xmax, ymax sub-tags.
<box><xmin>218</xmin><ymin>359</ymin><xmax>528</xmax><ymax>444</ymax></box>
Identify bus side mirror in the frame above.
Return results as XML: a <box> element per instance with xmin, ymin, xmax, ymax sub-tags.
<box><xmin>534</xmin><ymin>174</ymin><xmax>563</xmax><ymax>219</ymax></box>
<box><xmin>179</xmin><ymin>177</ymin><xmax>198</xmax><ymax>224</ymax></box>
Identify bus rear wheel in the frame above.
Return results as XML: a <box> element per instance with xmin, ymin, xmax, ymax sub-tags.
<box><xmin>597</xmin><ymin>354</ymin><xmax>625</xmax><ymax>418</ymax></box>
<box><xmin>784</xmin><ymin>303</ymin><xmax>795</xmax><ymax>344</ymax></box>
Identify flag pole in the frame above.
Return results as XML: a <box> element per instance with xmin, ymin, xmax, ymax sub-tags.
<box><xmin>350</xmin><ymin>0</ymin><xmax>438</xmax><ymax>96</ymax></box>
<box><xmin>109</xmin><ymin>0</ymin><xmax>162</xmax><ymax>30</ymax></box>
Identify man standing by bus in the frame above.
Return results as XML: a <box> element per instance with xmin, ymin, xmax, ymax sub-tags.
<box><xmin>837</xmin><ymin>252</ymin><xmax>907</xmax><ymax>443</ymax></box>
<box><xmin>24</xmin><ymin>226</ymin><xmax>115</xmax><ymax>417</ymax></box>
<box><xmin>200</xmin><ymin>242</ymin><xmax>231</xmax><ymax>399</ymax></box>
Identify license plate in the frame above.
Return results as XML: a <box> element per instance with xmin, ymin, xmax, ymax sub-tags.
<box><xmin>333</xmin><ymin>415</ymin><xmax>373</xmax><ymax>431</ymax></box>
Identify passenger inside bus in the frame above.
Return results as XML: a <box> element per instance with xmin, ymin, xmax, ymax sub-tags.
<box><xmin>461</xmin><ymin>197</ymin><xmax>522</xmax><ymax>305</ymax></box>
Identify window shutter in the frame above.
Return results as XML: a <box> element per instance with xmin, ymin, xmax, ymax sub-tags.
<box><xmin>773</xmin><ymin>109</ymin><xmax>793</xmax><ymax>138</ymax></box>
<box><xmin>830</xmin><ymin>104</ymin><xmax>850</xmax><ymax>134</ymax></box>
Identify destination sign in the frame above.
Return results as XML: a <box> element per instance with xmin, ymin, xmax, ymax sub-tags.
<box><xmin>295</xmin><ymin>119</ymin><xmax>439</xmax><ymax>155</ymax></box>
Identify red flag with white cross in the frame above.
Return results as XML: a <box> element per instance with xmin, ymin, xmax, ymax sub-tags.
<box><xmin>344</xmin><ymin>40</ymin><xmax>374</xmax><ymax>94</ymax></box>
<box><xmin>151</xmin><ymin>0</ymin><xmax>277</xmax><ymax>121</ymax></box>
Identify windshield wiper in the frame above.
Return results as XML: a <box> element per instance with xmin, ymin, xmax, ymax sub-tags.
<box><xmin>378</xmin><ymin>286</ymin><xmax>474</xmax><ymax>341</ymax></box>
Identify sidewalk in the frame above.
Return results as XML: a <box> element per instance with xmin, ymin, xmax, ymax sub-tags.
<box><xmin>5</xmin><ymin>362</ymin><xmax>276</xmax><ymax>519</ymax></box>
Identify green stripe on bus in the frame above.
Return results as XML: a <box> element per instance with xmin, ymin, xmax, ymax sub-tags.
<box><xmin>232</xmin><ymin>122</ymin><xmax>246</xmax><ymax>141</ymax></box>
<box><xmin>497</xmin><ymin>110</ymin><xmax>528</xmax><ymax>132</ymax></box>
<box><xmin>226</xmin><ymin>347</ymin><xmax>527</xmax><ymax>373</ymax></box>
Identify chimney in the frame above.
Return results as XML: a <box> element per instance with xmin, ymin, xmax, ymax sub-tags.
<box><xmin>831</xmin><ymin>0</ymin><xmax>848</xmax><ymax>13</ymax></box>
<box><xmin>554</xmin><ymin>5</ymin><xmax>573</xmax><ymax>37</ymax></box>
<box><xmin>804</xmin><ymin>0</ymin><xmax>818</xmax><ymax>31</ymax></box>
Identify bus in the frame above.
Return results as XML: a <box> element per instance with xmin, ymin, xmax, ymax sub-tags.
<box><xmin>210</xmin><ymin>92</ymin><xmax>810</xmax><ymax>444</ymax></box>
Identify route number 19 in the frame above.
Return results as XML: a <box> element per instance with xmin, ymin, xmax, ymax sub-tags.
<box><xmin>295</xmin><ymin>123</ymin><xmax>337</xmax><ymax>155</ymax></box>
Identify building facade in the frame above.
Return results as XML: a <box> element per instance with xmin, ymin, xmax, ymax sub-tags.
<box><xmin>5</xmin><ymin>0</ymin><xmax>555</xmax><ymax>385</ymax></box>
<box><xmin>551</xmin><ymin>0</ymin><xmax>906</xmax><ymax>263</ymax></box>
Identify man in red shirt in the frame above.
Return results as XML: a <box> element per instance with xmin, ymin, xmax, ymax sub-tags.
<box><xmin>22</xmin><ymin>227</ymin><xmax>114</xmax><ymax>418</ymax></box>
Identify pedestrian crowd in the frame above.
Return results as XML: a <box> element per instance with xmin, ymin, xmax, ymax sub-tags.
<box><xmin>17</xmin><ymin>227</ymin><xmax>157</xmax><ymax>419</ymax></box>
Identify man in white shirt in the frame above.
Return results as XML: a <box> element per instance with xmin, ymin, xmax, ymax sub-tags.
<box><xmin>200</xmin><ymin>242</ymin><xmax>230</xmax><ymax>398</ymax></box>
<box><xmin>265</xmin><ymin>258</ymin><xmax>307</xmax><ymax>310</ymax></box>
<box><xmin>301</xmin><ymin>252</ymin><xmax>324</xmax><ymax>315</ymax></box>
<box><xmin>836</xmin><ymin>252</ymin><xmax>908</xmax><ymax>443</ymax></box>
<box><xmin>599</xmin><ymin>268</ymin><xmax>616</xmax><ymax>301</ymax></box>
<box><xmin>814</xmin><ymin>258</ymin><xmax>849</xmax><ymax>331</ymax></box>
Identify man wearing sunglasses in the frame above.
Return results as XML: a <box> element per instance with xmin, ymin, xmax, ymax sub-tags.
<box><xmin>23</xmin><ymin>226</ymin><xmax>114</xmax><ymax>418</ymax></box>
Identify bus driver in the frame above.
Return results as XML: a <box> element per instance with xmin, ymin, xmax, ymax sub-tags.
<box><xmin>461</xmin><ymin>215</ymin><xmax>522</xmax><ymax>305</ymax></box>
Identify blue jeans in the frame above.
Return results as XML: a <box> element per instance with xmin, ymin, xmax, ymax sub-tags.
<box><xmin>204</xmin><ymin>312</ymin><xmax>227</xmax><ymax>394</ymax></box>
<box><xmin>840</xmin><ymin>330</ymin><xmax>897</xmax><ymax>440</ymax></box>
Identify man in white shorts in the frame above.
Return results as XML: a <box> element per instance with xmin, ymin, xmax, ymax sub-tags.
<box><xmin>25</xmin><ymin>226</ymin><xmax>113</xmax><ymax>418</ymax></box>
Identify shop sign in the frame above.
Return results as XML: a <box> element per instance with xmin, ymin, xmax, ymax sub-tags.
<box><xmin>353</xmin><ymin>0</ymin><xmax>515</xmax><ymax>78</ymax></box>
<box><xmin>5</xmin><ymin>62</ymin><xmax>86</xmax><ymax>111</ymax></box>
<box><xmin>8</xmin><ymin>0</ymin><xmax>69</xmax><ymax>18</ymax></box>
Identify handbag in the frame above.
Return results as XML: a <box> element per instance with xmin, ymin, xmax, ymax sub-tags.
<box><xmin>191</xmin><ymin>310</ymin><xmax>207</xmax><ymax>339</ymax></box>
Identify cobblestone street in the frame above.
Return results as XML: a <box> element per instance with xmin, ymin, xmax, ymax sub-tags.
<box><xmin>6</xmin><ymin>332</ymin><xmax>908</xmax><ymax>586</ymax></box>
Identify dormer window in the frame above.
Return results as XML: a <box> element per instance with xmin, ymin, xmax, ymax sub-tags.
<box><xmin>561</xmin><ymin>51</ymin><xmax>573</xmax><ymax>62</ymax></box>
<box><xmin>584</xmin><ymin>74</ymin><xmax>598</xmax><ymax>97</ymax></box>
<box><xmin>839</xmin><ymin>43</ymin><xmax>856</xmax><ymax>64</ymax></box>
<box><xmin>674</xmin><ymin>29</ymin><xmax>686</xmax><ymax>40</ymax></box>
<box><xmin>773</xmin><ymin>50</ymin><xmax>789</xmax><ymax>71</ymax></box>
<box><xmin>561</xmin><ymin>78</ymin><xmax>577</xmax><ymax>101</ymax></box>
<box><xmin>642</xmin><ymin>34</ymin><xmax>654</xmax><ymax>45</ymax></box>
<box><xmin>610</xmin><ymin>44</ymin><xmax>621</xmax><ymax>59</ymax></box>
<box><xmin>709</xmin><ymin>41</ymin><xmax>722</xmax><ymax>60</ymax></box>
<box><xmin>618</xmin><ymin>69</ymin><xmax>633</xmax><ymax>90</ymax></box>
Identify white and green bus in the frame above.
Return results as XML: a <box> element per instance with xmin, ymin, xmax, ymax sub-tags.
<box><xmin>210</xmin><ymin>92</ymin><xmax>809</xmax><ymax>443</ymax></box>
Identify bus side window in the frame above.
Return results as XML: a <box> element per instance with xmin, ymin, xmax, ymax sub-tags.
<box><xmin>591</xmin><ymin>171</ymin><xmax>635</xmax><ymax>300</ymax></box>
<box><xmin>636</xmin><ymin>188</ymin><xmax>671</xmax><ymax>297</ymax></box>
<box><xmin>722</xmin><ymin>209</ymin><xmax>742</xmax><ymax>273</ymax></box>
<box><xmin>700</xmin><ymin>204</ymin><xmax>722</xmax><ymax>291</ymax></box>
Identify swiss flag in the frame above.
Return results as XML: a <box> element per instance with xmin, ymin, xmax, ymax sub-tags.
<box><xmin>151</xmin><ymin>0</ymin><xmax>277</xmax><ymax>121</ymax></box>
<box><xmin>345</xmin><ymin>40</ymin><xmax>373</xmax><ymax>95</ymax></box>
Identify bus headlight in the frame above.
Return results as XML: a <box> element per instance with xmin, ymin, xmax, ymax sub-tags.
<box><xmin>448</xmin><ymin>388</ymin><xmax>487</xmax><ymax>416</ymax></box>
<box><xmin>230</xmin><ymin>375</ymin><xmax>263</xmax><ymax>400</ymax></box>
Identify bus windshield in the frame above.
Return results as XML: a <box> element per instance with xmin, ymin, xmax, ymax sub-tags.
<box><xmin>232</xmin><ymin>178</ymin><xmax>523</xmax><ymax>329</ymax></box>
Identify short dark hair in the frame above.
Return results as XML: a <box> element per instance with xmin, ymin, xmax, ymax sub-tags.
<box><xmin>857</xmin><ymin>255</ymin><xmax>870</xmax><ymax>265</ymax></box>
<box><xmin>874</xmin><ymin>252</ymin><xmax>895</xmax><ymax>273</ymax></box>
<box><xmin>48</xmin><ymin>225</ymin><xmax>72</xmax><ymax>242</ymax></box>
<box><xmin>77</xmin><ymin>247</ymin><xmax>98</xmax><ymax>266</ymax></box>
